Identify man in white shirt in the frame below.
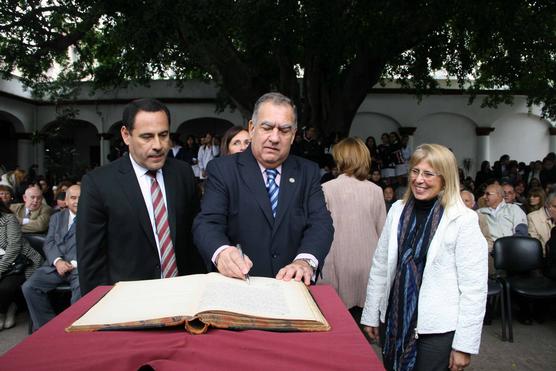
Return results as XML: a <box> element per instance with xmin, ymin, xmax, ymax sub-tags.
<box><xmin>22</xmin><ymin>185</ymin><xmax>81</xmax><ymax>332</ymax></box>
<box><xmin>197</xmin><ymin>132</ymin><xmax>219</xmax><ymax>179</ymax></box>
<box><xmin>478</xmin><ymin>183</ymin><xmax>528</xmax><ymax>240</ymax></box>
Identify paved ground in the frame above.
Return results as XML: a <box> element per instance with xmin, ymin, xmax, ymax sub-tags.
<box><xmin>1</xmin><ymin>309</ymin><xmax>555</xmax><ymax>369</ymax></box>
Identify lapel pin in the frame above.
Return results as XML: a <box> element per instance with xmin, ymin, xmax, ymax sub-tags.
<box><xmin>289</xmin><ymin>178</ymin><xmax>295</xmax><ymax>183</ymax></box>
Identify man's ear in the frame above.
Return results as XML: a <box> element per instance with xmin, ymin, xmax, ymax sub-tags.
<box><xmin>290</xmin><ymin>129</ymin><xmax>297</xmax><ymax>144</ymax></box>
<box><xmin>121</xmin><ymin>126</ymin><xmax>131</xmax><ymax>145</ymax></box>
<box><xmin>248</xmin><ymin>121</ymin><xmax>255</xmax><ymax>137</ymax></box>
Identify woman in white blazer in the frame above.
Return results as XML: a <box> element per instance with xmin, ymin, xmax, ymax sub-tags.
<box><xmin>361</xmin><ymin>144</ymin><xmax>488</xmax><ymax>371</ymax></box>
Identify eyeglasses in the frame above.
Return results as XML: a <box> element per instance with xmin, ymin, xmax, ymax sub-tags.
<box><xmin>410</xmin><ymin>168</ymin><xmax>440</xmax><ymax>180</ymax></box>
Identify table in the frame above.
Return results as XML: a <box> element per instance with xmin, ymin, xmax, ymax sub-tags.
<box><xmin>0</xmin><ymin>285</ymin><xmax>383</xmax><ymax>370</ymax></box>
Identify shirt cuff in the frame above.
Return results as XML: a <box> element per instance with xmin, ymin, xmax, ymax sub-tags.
<box><xmin>212</xmin><ymin>245</ymin><xmax>232</xmax><ymax>266</ymax></box>
<box><xmin>53</xmin><ymin>257</ymin><xmax>62</xmax><ymax>266</ymax></box>
<box><xmin>294</xmin><ymin>253</ymin><xmax>318</xmax><ymax>268</ymax></box>
<box><xmin>294</xmin><ymin>253</ymin><xmax>319</xmax><ymax>282</ymax></box>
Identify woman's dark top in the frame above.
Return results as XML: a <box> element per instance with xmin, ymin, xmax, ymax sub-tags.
<box><xmin>414</xmin><ymin>197</ymin><xmax>437</xmax><ymax>227</ymax></box>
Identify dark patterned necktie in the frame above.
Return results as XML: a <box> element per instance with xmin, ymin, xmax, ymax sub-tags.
<box><xmin>265</xmin><ymin>168</ymin><xmax>279</xmax><ymax>218</ymax></box>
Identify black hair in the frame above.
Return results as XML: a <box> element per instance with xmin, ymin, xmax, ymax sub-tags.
<box><xmin>122</xmin><ymin>98</ymin><xmax>170</xmax><ymax>131</ymax></box>
<box><xmin>0</xmin><ymin>199</ymin><xmax>12</xmax><ymax>214</ymax></box>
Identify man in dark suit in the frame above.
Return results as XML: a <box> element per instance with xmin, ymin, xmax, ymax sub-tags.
<box><xmin>193</xmin><ymin>92</ymin><xmax>333</xmax><ymax>285</ymax></box>
<box><xmin>77</xmin><ymin>98</ymin><xmax>204</xmax><ymax>295</ymax></box>
<box><xmin>22</xmin><ymin>184</ymin><xmax>81</xmax><ymax>331</ymax></box>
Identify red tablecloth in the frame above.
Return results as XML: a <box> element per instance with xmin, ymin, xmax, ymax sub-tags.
<box><xmin>0</xmin><ymin>284</ymin><xmax>383</xmax><ymax>371</ymax></box>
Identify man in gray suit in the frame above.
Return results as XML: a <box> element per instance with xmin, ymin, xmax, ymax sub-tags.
<box><xmin>22</xmin><ymin>184</ymin><xmax>81</xmax><ymax>331</ymax></box>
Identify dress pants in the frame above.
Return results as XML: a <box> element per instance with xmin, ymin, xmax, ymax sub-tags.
<box><xmin>22</xmin><ymin>267</ymin><xmax>81</xmax><ymax>331</ymax></box>
<box><xmin>379</xmin><ymin>321</ymin><xmax>455</xmax><ymax>371</ymax></box>
<box><xmin>415</xmin><ymin>331</ymin><xmax>455</xmax><ymax>371</ymax></box>
<box><xmin>0</xmin><ymin>273</ymin><xmax>25</xmax><ymax>312</ymax></box>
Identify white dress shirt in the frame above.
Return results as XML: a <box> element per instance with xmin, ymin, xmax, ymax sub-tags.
<box><xmin>129</xmin><ymin>153</ymin><xmax>168</xmax><ymax>263</ymax></box>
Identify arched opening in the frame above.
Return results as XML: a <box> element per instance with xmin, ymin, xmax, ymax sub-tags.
<box><xmin>0</xmin><ymin>111</ymin><xmax>23</xmax><ymax>170</ymax></box>
<box><xmin>349</xmin><ymin>112</ymin><xmax>401</xmax><ymax>140</ymax></box>
<box><xmin>106</xmin><ymin>121</ymin><xmax>126</xmax><ymax>162</ymax></box>
<box><xmin>176</xmin><ymin>117</ymin><xmax>234</xmax><ymax>141</ymax></box>
<box><xmin>41</xmin><ymin>119</ymin><xmax>99</xmax><ymax>182</ymax></box>
<box><xmin>414</xmin><ymin>112</ymin><xmax>477</xmax><ymax>175</ymax></box>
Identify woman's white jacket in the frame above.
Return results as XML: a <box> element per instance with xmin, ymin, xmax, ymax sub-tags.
<box><xmin>361</xmin><ymin>199</ymin><xmax>488</xmax><ymax>354</ymax></box>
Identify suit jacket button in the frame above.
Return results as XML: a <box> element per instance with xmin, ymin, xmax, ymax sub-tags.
<box><xmin>272</xmin><ymin>254</ymin><xmax>278</xmax><ymax>258</ymax></box>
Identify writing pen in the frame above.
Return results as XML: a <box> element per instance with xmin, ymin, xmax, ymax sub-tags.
<box><xmin>236</xmin><ymin>244</ymin><xmax>250</xmax><ymax>284</ymax></box>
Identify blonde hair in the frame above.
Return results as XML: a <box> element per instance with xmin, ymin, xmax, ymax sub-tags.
<box><xmin>332</xmin><ymin>137</ymin><xmax>371</xmax><ymax>181</ymax></box>
<box><xmin>403</xmin><ymin>143</ymin><xmax>461</xmax><ymax>207</ymax></box>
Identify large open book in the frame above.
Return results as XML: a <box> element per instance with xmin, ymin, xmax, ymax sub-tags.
<box><xmin>66</xmin><ymin>273</ymin><xmax>330</xmax><ymax>334</ymax></box>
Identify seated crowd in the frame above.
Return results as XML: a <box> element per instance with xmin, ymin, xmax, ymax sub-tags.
<box><xmin>0</xmin><ymin>96</ymin><xmax>554</xmax><ymax>371</ymax></box>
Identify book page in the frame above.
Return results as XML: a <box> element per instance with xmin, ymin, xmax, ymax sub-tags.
<box><xmin>71</xmin><ymin>274</ymin><xmax>206</xmax><ymax>327</ymax></box>
<box><xmin>197</xmin><ymin>274</ymin><xmax>318</xmax><ymax>321</ymax></box>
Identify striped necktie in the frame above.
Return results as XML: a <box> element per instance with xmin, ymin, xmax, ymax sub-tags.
<box><xmin>265</xmin><ymin>168</ymin><xmax>279</xmax><ymax>218</ymax></box>
<box><xmin>147</xmin><ymin>171</ymin><xmax>178</xmax><ymax>278</ymax></box>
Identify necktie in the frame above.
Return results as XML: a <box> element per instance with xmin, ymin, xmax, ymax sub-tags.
<box><xmin>69</xmin><ymin>216</ymin><xmax>76</xmax><ymax>232</ymax></box>
<box><xmin>147</xmin><ymin>171</ymin><xmax>178</xmax><ymax>278</ymax></box>
<box><xmin>64</xmin><ymin>216</ymin><xmax>76</xmax><ymax>242</ymax></box>
<box><xmin>265</xmin><ymin>168</ymin><xmax>279</xmax><ymax>218</ymax></box>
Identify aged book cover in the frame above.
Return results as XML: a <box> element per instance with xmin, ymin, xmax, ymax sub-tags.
<box><xmin>66</xmin><ymin>272</ymin><xmax>330</xmax><ymax>334</ymax></box>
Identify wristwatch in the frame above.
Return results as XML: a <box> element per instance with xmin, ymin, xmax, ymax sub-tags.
<box><xmin>299</xmin><ymin>258</ymin><xmax>318</xmax><ymax>271</ymax></box>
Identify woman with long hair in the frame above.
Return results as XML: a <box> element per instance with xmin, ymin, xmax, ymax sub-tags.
<box><xmin>220</xmin><ymin>126</ymin><xmax>250</xmax><ymax>156</ymax></box>
<box><xmin>525</xmin><ymin>187</ymin><xmax>546</xmax><ymax>214</ymax></box>
<box><xmin>362</xmin><ymin>144</ymin><xmax>488</xmax><ymax>371</ymax></box>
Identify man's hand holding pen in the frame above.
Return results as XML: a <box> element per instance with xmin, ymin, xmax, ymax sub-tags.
<box><xmin>215</xmin><ymin>245</ymin><xmax>253</xmax><ymax>281</ymax></box>
<box><xmin>216</xmin><ymin>246</ymin><xmax>315</xmax><ymax>286</ymax></box>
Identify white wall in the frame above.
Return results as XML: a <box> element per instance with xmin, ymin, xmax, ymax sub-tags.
<box><xmin>350</xmin><ymin>112</ymin><xmax>400</xmax><ymax>141</ymax></box>
<box><xmin>490</xmin><ymin>113</ymin><xmax>550</xmax><ymax>163</ymax></box>
<box><xmin>414</xmin><ymin>113</ymin><xmax>478</xmax><ymax>174</ymax></box>
<box><xmin>351</xmin><ymin>94</ymin><xmax>551</xmax><ymax>168</ymax></box>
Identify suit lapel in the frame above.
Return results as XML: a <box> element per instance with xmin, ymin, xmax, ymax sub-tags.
<box><xmin>273</xmin><ymin>156</ymin><xmax>300</xmax><ymax>234</ymax></box>
<box><xmin>118</xmin><ymin>154</ymin><xmax>157</xmax><ymax>248</ymax></box>
<box><xmin>162</xmin><ymin>161</ymin><xmax>177</xmax><ymax>244</ymax></box>
<box><xmin>56</xmin><ymin>210</ymin><xmax>69</xmax><ymax>246</ymax></box>
<box><xmin>238</xmin><ymin>149</ymin><xmax>274</xmax><ymax>226</ymax></box>
<box><xmin>61</xmin><ymin>210</ymin><xmax>75</xmax><ymax>243</ymax></box>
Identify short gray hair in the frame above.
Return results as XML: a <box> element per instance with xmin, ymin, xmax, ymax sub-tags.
<box><xmin>461</xmin><ymin>189</ymin><xmax>475</xmax><ymax>202</ymax></box>
<box><xmin>546</xmin><ymin>192</ymin><xmax>556</xmax><ymax>204</ymax></box>
<box><xmin>251</xmin><ymin>92</ymin><xmax>297</xmax><ymax>127</ymax></box>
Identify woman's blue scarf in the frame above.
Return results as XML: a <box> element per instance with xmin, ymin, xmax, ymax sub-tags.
<box><xmin>382</xmin><ymin>197</ymin><xmax>444</xmax><ymax>371</ymax></box>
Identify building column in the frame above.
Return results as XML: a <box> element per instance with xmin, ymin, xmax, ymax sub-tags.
<box><xmin>15</xmin><ymin>133</ymin><xmax>32</xmax><ymax>170</ymax></box>
<box><xmin>549</xmin><ymin>127</ymin><xmax>556</xmax><ymax>154</ymax></box>
<box><xmin>399</xmin><ymin>127</ymin><xmax>417</xmax><ymax>150</ymax></box>
<box><xmin>99</xmin><ymin>133</ymin><xmax>113</xmax><ymax>166</ymax></box>
<box><xmin>35</xmin><ymin>141</ymin><xmax>45</xmax><ymax>175</ymax></box>
<box><xmin>476</xmin><ymin>127</ymin><xmax>495</xmax><ymax>169</ymax></box>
